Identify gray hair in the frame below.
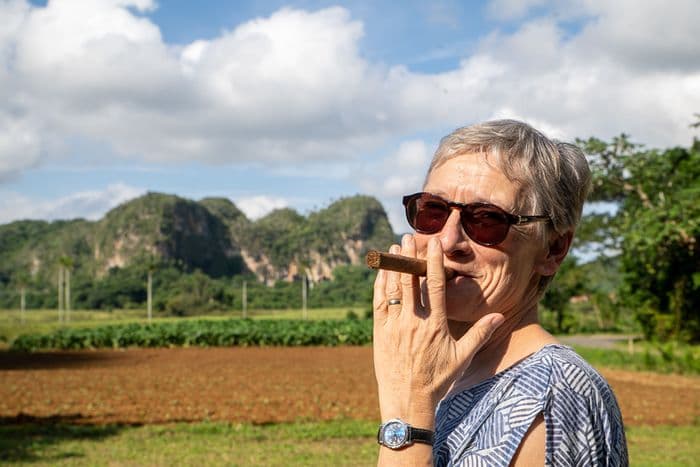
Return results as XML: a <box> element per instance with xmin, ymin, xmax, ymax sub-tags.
<box><xmin>426</xmin><ymin>119</ymin><xmax>592</xmax><ymax>291</ymax></box>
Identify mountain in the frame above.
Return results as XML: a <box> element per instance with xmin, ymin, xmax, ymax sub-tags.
<box><xmin>0</xmin><ymin>192</ymin><xmax>396</xmax><ymax>288</ymax></box>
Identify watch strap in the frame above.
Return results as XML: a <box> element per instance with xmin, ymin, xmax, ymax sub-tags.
<box><xmin>408</xmin><ymin>426</ymin><xmax>435</xmax><ymax>445</ymax></box>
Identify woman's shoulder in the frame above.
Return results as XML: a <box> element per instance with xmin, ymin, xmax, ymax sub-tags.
<box><xmin>529</xmin><ymin>344</ymin><xmax>615</xmax><ymax>399</ymax></box>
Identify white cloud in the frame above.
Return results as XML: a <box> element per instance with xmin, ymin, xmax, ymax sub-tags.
<box><xmin>234</xmin><ymin>195</ymin><xmax>289</xmax><ymax>220</ymax></box>
<box><xmin>0</xmin><ymin>0</ymin><xmax>698</xmax><ymax>187</ymax></box>
<box><xmin>0</xmin><ymin>182</ymin><xmax>146</xmax><ymax>224</ymax></box>
<box><xmin>357</xmin><ymin>140</ymin><xmax>433</xmax><ymax>232</ymax></box>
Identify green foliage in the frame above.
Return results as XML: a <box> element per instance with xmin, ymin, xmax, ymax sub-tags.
<box><xmin>10</xmin><ymin>318</ymin><xmax>373</xmax><ymax>351</ymax></box>
<box><xmin>540</xmin><ymin>256</ymin><xmax>627</xmax><ymax>335</ymax></box>
<box><xmin>541</xmin><ymin>257</ymin><xmax>586</xmax><ymax>333</ymax></box>
<box><xmin>579</xmin><ymin>135</ymin><xmax>700</xmax><ymax>342</ymax></box>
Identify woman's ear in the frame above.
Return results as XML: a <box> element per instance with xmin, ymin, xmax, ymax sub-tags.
<box><xmin>535</xmin><ymin>230</ymin><xmax>573</xmax><ymax>276</ymax></box>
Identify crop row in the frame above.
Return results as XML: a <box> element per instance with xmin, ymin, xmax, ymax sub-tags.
<box><xmin>10</xmin><ymin>319</ymin><xmax>373</xmax><ymax>351</ymax></box>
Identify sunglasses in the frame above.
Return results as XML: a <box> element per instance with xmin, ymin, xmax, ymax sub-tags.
<box><xmin>403</xmin><ymin>192</ymin><xmax>551</xmax><ymax>246</ymax></box>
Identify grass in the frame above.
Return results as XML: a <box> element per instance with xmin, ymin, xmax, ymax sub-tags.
<box><xmin>0</xmin><ymin>307</ymin><xmax>362</xmax><ymax>348</ymax></box>
<box><xmin>0</xmin><ymin>420</ymin><xmax>697</xmax><ymax>466</ymax></box>
<box><xmin>573</xmin><ymin>343</ymin><xmax>700</xmax><ymax>375</ymax></box>
<box><xmin>626</xmin><ymin>425</ymin><xmax>700</xmax><ymax>466</ymax></box>
<box><xmin>0</xmin><ymin>419</ymin><xmax>379</xmax><ymax>466</ymax></box>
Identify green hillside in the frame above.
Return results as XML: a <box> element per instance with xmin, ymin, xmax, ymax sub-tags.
<box><xmin>0</xmin><ymin>193</ymin><xmax>396</xmax><ymax>312</ymax></box>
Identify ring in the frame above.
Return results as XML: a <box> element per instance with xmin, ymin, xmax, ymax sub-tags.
<box><xmin>388</xmin><ymin>298</ymin><xmax>401</xmax><ymax>306</ymax></box>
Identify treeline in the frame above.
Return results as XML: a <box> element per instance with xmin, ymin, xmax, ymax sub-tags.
<box><xmin>0</xmin><ymin>262</ymin><xmax>376</xmax><ymax>315</ymax></box>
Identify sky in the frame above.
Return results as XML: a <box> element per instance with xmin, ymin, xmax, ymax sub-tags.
<box><xmin>1</xmin><ymin>0</ymin><xmax>699</xmax><ymax>233</ymax></box>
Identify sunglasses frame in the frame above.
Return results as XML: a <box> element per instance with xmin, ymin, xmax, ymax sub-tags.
<box><xmin>402</xmin><ymin>192</ymin><xmax>551</xmax><ymax>246</ymax></box>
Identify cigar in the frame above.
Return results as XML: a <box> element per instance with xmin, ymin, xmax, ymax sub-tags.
<box><xmin>365</xmin><ymin>250</ymin><xmax>456</xmax><ymax>280</ymax></box>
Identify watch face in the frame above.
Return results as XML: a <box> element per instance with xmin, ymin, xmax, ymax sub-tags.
<box><xmin>382</xmin><ymin>420</ymin><xmax>408</xmax><ymax>448</ymax></box>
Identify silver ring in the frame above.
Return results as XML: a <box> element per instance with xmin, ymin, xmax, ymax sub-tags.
<box><xmin>388</xmin><ymin>298</ymin><xmax>401</xmax><ymax>306</ymax></box>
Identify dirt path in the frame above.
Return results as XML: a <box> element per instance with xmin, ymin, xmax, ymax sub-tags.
<box><xmin>558</xmin><ymin>334</ymin><xmax>640</xmax><ymax>350</ymax></box>
<box><xmin>1</xmin><ymin>347</ymin><xmax>697</xmax><ymax>426</ymax></box>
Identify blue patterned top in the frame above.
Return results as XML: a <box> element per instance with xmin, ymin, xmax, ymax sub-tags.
<box><xmin>434</xmin><ymin>344</ymin><xmax>628</xmax><ymax>466</ymax></box>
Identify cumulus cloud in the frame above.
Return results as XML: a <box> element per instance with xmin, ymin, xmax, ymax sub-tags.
<box><xmin>0</xmin><ymin>182</ymin><xmax>145</xmax><ymax>224</ymax></box>
<box><xmin>234</xmin><ymin>195</ymin><xmax>289</xmax><ymax>220</ymax></box>
<box><xmin>357</xmin><ymin>139</ymin><xmax>433</xmax><ymax>232</ymax></box>
<box><xmin>0</xmin><ymin>0</ymin><xmax>698</xmax><ymax>189</ymax></box>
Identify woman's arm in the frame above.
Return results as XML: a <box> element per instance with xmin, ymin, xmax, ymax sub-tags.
<box><xmin>510</xmin><ymin>414</ymin><xmax>546</xmax><ymax>466</ymax></box>
<box><xmin>373</xmin><ymin>235</ymin><xmax>504</xmax><ymax>466</ymax></box>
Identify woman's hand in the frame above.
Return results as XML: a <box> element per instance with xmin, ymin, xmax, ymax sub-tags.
<box><xmin>373</xmin><ymin>235</ymin><xmax>504</xmax><ymax>429</ymax></box>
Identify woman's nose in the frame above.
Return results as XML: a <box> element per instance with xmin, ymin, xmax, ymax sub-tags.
<box><xmin>438</xmin><ymin>209</ymin><xmax>472</xmax><ymax>257</ymax></box>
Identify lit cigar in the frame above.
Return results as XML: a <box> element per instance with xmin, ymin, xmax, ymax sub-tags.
<box><xmin>365</xmin><ymin>250</ymin><xmax>456</xmax><ymax>280</ymax></box>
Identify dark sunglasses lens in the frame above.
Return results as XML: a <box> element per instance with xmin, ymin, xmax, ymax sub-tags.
<box><xmin>408</xmin><ymin>195</ymin><xmax>449</xmax><ymax>234</ymax></box>
<box><xmin>463</xmin><ymin>206</ymin><xmax>510</xmax><ymax>245</ymax></box>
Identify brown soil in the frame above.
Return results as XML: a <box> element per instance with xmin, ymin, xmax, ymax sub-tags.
<box><xmin>0</xmin><ymin>347</ymin><xmax>697</xmax><ymax>426</ymax></box>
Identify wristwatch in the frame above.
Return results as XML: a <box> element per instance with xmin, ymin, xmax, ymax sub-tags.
<box><xmin>377</xmin><ymin>418</ymin><xmax>435</xmax><ymax>449</ymax></box>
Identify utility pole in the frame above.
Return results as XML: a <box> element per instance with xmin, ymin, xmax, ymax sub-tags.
<box><xmin>65</xmin><ymin>267</ymin><xmax>71</xmax><ymax>322</ymax></box>
<box><xmin>20</xmin><ymin>286</ymin><xmax>26</xmax><ymax>325</ymax></box>
<box><xmin>57</xmin><ymin>266</ymin><xmax>64</xmax><ymax>323</ymax></box>
<box><xmin>147</xmin><ymin>269</ymin><xmax>153</xmax><ymax>323</ymax></box>
<box><xmin>302</xmin><ymin>274</ymin><xmax>308</xmax><ymax>320</ymax></box>
<box><xmin>242</xmin><ymin>281</ymin><xmax>247</xmax><ymax>319</ymax></box>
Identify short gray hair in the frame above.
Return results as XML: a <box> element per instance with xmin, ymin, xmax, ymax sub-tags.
<box><xmin>427</xmin><ymin>119</ymin><xmax>591</xmax><ymax>235</ymax></box>
<box><xmin>426</xmin><ymin>120</ymin><xmax>592</xmax><ymax>292</ymax></box>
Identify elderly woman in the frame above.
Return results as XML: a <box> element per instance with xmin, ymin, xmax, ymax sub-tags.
<box><xmin>373</xmin><ymin>120</ymin><xmax>627</xmax><ymax>466</ymax></box>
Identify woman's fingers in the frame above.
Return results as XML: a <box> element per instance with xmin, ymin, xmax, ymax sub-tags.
<box><xmin>385</xmin><ymin>244</ymin><xmax>403</xmax><ymax>318</ymax></box>
<box><xmin>373</xmin><ymin>268</ymin><xmax>388</xmax><ymax>323</ymax></box>
<box><xmin>424</xmin><ymin>237</ymin><xmax>447</xmax><ymax>322</ymax></box>
<box><xmin>399</xmin><ymin>235</ymin><xmax>421</xmax><ymax>316</ymax></box>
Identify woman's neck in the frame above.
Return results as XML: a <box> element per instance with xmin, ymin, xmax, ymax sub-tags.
<box><xmin>446</xmin><ymin>305</ymin><xmax>558</xmax><ymax>396</ymax></box>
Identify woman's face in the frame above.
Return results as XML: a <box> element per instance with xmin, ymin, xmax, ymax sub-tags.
<box><xmin>414</xmin><ymin>153</ymin><xmax>548</xmax><ymax>323</ymax></box>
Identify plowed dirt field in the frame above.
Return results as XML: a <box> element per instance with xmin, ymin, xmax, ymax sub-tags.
<box><xmin>1</xmin><ymin>347</ymin><xmax>697</xmax><ymax>426</ymax></box>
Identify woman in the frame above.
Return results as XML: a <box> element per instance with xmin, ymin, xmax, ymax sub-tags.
<box><xmin>373</xmin><ymin>120</ymin><xmax>627</xmax><ymax>466</ymax></box>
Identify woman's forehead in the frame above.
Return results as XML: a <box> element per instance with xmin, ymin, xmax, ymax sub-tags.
<box><xmin>424</xmin><ymin>153</ymin><xmax>524</xmax><ymax>206</ymax></box>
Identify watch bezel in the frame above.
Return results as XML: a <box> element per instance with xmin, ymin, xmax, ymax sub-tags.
<box><xmin>378</xmin><ymin>418</ymin><xmax>411</xmax><ymax>449</ymax></box>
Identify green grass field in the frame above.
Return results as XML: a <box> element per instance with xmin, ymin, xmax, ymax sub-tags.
<box><xmin>0</xmin><ymin>420</ymin><xmax>697</xmax><ymax>466</ymax></box>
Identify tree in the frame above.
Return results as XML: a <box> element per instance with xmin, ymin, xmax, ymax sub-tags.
<box><xmin>579</xmin><ymin>133</ymin><xmax>700</xmax><ymax>341</ymax></box>
<box><xmin>541</xmin><ymin>257</ymin><xmax>587</xmax><ymax>333</ymax></box>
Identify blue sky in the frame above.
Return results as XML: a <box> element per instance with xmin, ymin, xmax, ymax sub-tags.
<box><xmin>2</xmin><ymin>0</ymin><xmax>699</xmax><ymax>231</ymax></box>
